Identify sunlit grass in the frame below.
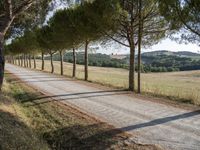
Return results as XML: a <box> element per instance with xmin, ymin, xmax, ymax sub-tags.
<box><xmin>30</xmin><ymin>59</ymin><xmax>200</xmax><ymax>105</ymax></box>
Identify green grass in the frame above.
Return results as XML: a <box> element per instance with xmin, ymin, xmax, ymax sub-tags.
<box><xmin>31</xmin><ymin>60</ymin><xmax>200</xmax><ymax>105</ymax></box>
<box><xmin>0</xmin><ymin>73</ymin><xmax>160</xmax><ymax>150</ymax></box>
<box><xmin>0</xmin><ymin>77</ymin><xmax>49</xmax><ymax>150</ymax></box>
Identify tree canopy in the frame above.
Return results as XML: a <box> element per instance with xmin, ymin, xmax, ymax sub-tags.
<box><xmin>158</xmin><ymin>0</ymin><xmax>200</xmax><ymax>45</ymax></box>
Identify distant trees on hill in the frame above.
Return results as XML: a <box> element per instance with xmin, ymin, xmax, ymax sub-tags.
<box><xmin>43</xmin><ymin>52</ymin><xmax>200</xmax><ymax>72</ymax></box>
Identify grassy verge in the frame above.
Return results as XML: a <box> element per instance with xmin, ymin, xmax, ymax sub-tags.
<box><xmin>0</xmin><ymin>73</ymin><xmax>161</xmax><ymax>150</ymax></box>
<box><xmin>30</xmin><ymin>60</ymin><xmax>200</xmax><ymax>105</ymax></box>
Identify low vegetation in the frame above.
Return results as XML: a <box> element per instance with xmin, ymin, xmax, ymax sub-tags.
<box><xmin>141</xmin><ymin>54</ymin><xmax>200</xmax><ymax>72</ymax></box>
<box><xmin>0</xmin><ymin>72</ymin><xmax>160</xmax><ymax>150</ymax></box>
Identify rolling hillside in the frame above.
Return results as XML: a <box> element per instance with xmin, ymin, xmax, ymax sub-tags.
<box><xmin>142</xmin><ymin>50</ymin><xmax>200</xmax><ymax>58</ymax></box>
<box><xmin>44</xmin><ymin>50</ymin><xmax>200</xmax><ymax>72</ymax></box>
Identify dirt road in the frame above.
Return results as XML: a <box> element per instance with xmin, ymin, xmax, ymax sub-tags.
<box><xmin>6</xmin><ymin>64</ymin><xmax>200</xmax><ymax>150</ymax></box>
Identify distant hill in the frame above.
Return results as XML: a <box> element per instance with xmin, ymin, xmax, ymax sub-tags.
<box><xmin>142</xmin><ymin>50</ymin><xmax>200</xmax><ymax>58</ymax></box>
<box><xmin>110</xmin><ymin>54</ymin><xmax>127</xmax><ymax>60</ymax></box>
<box><xmin>175</xmin><ymin>51</ymin><xmax>200</xmax><ymax>57</ymax></box>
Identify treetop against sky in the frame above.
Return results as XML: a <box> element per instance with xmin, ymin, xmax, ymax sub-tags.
<box><xmin>44</xmin><ymin>0</ymin><xmax>200</xmax><ymax>55</ymax></box>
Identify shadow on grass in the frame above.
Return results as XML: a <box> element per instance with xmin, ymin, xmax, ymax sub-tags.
<box><xmin>43</xmin><ymin>123</ymin><xmax>126</xmax><ymax>150</ymax></box>
<box><xmin>0</xmin><ymin>110</ymin><xmax>47</xmax><ymax>150</ymax></box>
<box><xmin>1</xmin><ymin>90</ymin><xmax>129</xmax><ymax>149</ymax></box>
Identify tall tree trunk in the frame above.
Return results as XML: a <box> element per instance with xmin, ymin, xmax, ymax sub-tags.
<box><xmin>41</xmin><ymin>52</ymin><xmax>44</xmax><ymax>70</ymax></box>
<box><xmin>129</xmin><ymin>42</ymin><xmax>135</xmax><ymax>91</ymax></box>
<box><xmin>0</xmin><ymin>36</ymin><xmax>5</xmax><ymax>90</ymax></box>
<box><xmin>8</xmin><ymin>56</ymin><xmax>10</xmax><ymax>63</ymax></box>
<box><xmin>21</xmin><ymin>55</ymin><xmax>23</xmax><ymax>67</ymax></box>
<box><xmin>24</xmin><ymin>54</ymin><xmax>26</xmax><ymax>67</ymax></box>
<box><xmin>84</xmin><ymin>40</ymin><xmax>89</xmax><ymax>81</ymax></box>
<box><xmin>26</xmin><ymin>55</ymin><xmax>29</xmax><ymax>67</ymax></box>
<box><xmin>72</xmin><ymin>48</ymin><xmax>76</xmax><ymax>78</ymax></box>
<box><xmin>59</xmin><ymin>50</ymin><xmax>64</xmax><ymax>75</ymax></box>
<box><xmin>33</xmin><ymin>55</ymin><xmax>36</xmax><ymax>69</ymax></box>
<box><xmin>29</xmin><ymin>55</ymin><xmax>31</xmax><ymax>68</ymax></box>
<box><xmin>50</xmin><ymin>53</ymin><xmax>54</xmax><ymax>73</ymax></box>
<box><xmin>14</xmin><ymin>56</ymin><xmax>17</xmax><ymax>64</ymax></box>
<box><xmin>15</xmin><ymin>56</ymin><xmax>17</xmax><ymax>65</ymax></box>
<box><xmin>14</xmin><ymin>56</ymin><xmax>17</xmax><ymax>65</ymax></box>
<box><xmin>18</xmin><ymin>55</ymin><xmax>20</xmax><ymax>66</ymax></box>
<box><xmin>24</xmin><ymin>55</ymin><xmax>26</xmax><ymax>67</ymax></box>
<box><xmin>128</xmin><ymin>2</ymin><xmax>136</xmax><ymax>92</ymax></box>
<box><xmin>15</xmin><ymin>56</ymin><xmax>17</xmax><ymax>64</ymax></box>
<box><xmin>13</xmin><ymin>56</ymin><xmax>15</xmax><ymax>64</ymax></box>
<box><xmin>137</xmin><ymin>0</ymin><xmax>142</xmax><ymax>94</ymax></box>
<box><xmin>12</xmin><ymin>56</ymin><xmax>14</xmax><ymax>64</ymax></box>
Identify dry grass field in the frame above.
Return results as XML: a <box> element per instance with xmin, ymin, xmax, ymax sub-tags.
<box><xmin>31</xmin><ymin>59</ymin><xmax>200</xmax><ymax>105</ymax></box>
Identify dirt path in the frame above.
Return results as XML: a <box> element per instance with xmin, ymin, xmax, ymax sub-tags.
<box><xmin>6</xmin><ymin>64</ymin><xmax>200</xmax><ymax>150</ymax></box>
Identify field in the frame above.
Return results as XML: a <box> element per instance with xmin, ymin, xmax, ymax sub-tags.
<box><xmin>30</xmin><ymin>59</ymin><xmax>200</xmax><ymax>105</ymax></box>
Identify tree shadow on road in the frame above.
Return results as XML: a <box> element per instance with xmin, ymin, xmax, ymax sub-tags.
<box><xmin>120</xmin><ymin>110</ymin><xmax>200</xmax><ymax>132</ymax></box>
<box><xmin>21</xmin><ymin>92</ymin><xmax>200</xmax><ymax>135</ymax></box>
<box><xmin>5</xmin><ymin>72</ymin><xmax>69</xmax><ymax>81</ymax></box>
<box><xmin>18</xmin><ymin>88</ymin><xmax>200</xmax><ymax>134</ymax></box>
<box><xmin>20</xmin><ymin>90</ymin><xmax>128</xmax><ymax>106</ymax></box>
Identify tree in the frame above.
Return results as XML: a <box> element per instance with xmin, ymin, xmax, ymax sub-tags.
<box><xmin>158</xmin><ymin>0</ymin><xmax>200</xmax><ymax>45</ymax></box>
<box><xmin>5</xmin><ymin>28</ymin><xmax>39</xmax><ymax>69</ymax></box>
<box><xmin>137</xmin><ymin>0</ymin><xmax>142</xmax><ymax>93</ymax></box>
<box><xmin>36</xmin><ymin>26</ymin><xmax>57</xmax><ymax>73</ymax></box>
<box><xmin>49</xmin><ymin>7</ymin><xmax>83</xmax><ymax>78</ymax></box>
<box><xmin>74</xmin><ymin>0</ymin><xmax>122</xmax><ymax>81</ymax></box>
<box><xmin>106</xmin><ymin>0</ymin><xmax>168</xmax><ymax>91</ymax></box>
<box><xmin>0</xmin><ymin>0</ymin><xmax>52</xmax><ymax>90</ymax></box>
<box><xmin>21</xmin><ymin>30</ymin><xmax>39</xmax><ymax>68</ymax></box>
<box><xmin>5</xmin><ymin>37</ymin><xmax>27</xmax><ymax>66</ymax></box>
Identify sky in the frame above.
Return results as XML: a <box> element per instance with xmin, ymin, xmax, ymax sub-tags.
<box><xmin>147</xmin><ymin>39</ymin><xmax>200</xmax><ymax>53</ymax></box>
<box><xmin>96</xmin><ymin>38</ymin><xmax>200</xmax><ymax>55</ymax></box>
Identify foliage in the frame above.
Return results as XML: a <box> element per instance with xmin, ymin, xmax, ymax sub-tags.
<box><xmin>5</xmin><ymin>30</ymin><xmax>39</xmax><ymax>55</ymax></box>
<box><xmin>158</xmin><ymin>0</ymin><xmax>200</xmax><ymax>45</ymax></box>
<box><xmin>49</xmin><ymin>7</ymin><xmax>82</xmax><ymax>50</ymax></box>
<box><xmin>49</xmin><ymin>0</ymin><xmax>121</xmax><ymax>48</ymax></box>
<box><xmin>1</xmin><ymin>0</ymin><xmax>53</xmax><ymax>39</ymax></box>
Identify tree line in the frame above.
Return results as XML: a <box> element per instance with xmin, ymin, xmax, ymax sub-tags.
<box><xmin>1</xmin><ymin>0</ymin><xmax>200</xmax><ymax>93</ymax></box>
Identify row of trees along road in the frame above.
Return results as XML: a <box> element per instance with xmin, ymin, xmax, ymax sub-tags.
<box><xmin>0</xmin><ymin>0</ymin><xmax>52</xmax><ymax>90</ymax></box>
<box><xmin>2</xmin><ymin>0</ymin><xmax>200</xmax><ymax>93</ymax></box>
<box><xmin>5</xmin><ymin>0</ymin><xmax>121</xmax><ymax>80</ymax></box>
